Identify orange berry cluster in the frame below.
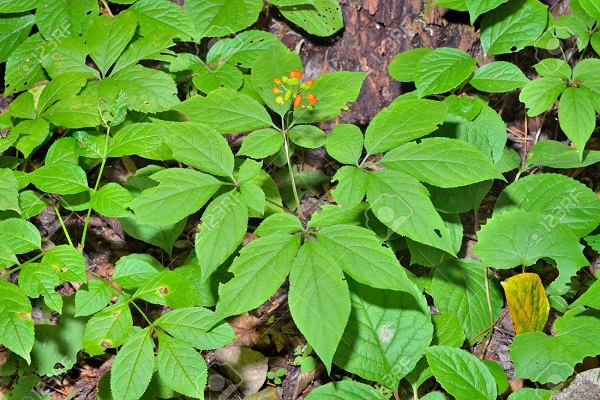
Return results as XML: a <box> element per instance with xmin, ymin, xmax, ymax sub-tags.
<box><xmin>272</xmin><ymin>70</ymin><xmax>318</xmax><ymax>110</ymax></box>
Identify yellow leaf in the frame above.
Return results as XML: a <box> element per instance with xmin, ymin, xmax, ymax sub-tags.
<box><xmin>501</xmin><ymin>273</ymin><xmax>549</xmax><ymax>335</ymax></box>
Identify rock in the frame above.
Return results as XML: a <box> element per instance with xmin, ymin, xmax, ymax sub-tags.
<box><xmin>552</xmin><ymin>368</ymin><xmax>600</xmax><ymax>400</ymax></box>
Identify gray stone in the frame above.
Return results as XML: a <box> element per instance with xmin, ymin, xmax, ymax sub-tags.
<box><xmin>552</xmin><ymin>368</ymin><xmax>600</xmax><ymax>400</ymax></box>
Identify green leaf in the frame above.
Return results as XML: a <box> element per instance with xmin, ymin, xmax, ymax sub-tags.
<box><xmin>162</xmin><ymin>122</ymin><xmax>235</xmax><ymax>177</ymax></box>
<box><xmin>494</xmin><ymin>173</ymin><xmax>600</xmax><ymax>237</ymax></box>
<box><xmin>254</xmin><ymin>213</ymin><xmax>303</xmax><ymax>237</ymax></box>
<box><xmin>480</xmin><ymin>0</ymin><xmax>548</xmax><ymax>54</ymax></box>
<box><xmin>0</xmin><ymin>218</ymin><xmax>41</xmax><ymax>254</ymax></box>
<box><xmin>573</xmin><ymin>58</ymin><xmax>600</xmax><ymax>113</ymax></box>
<box><xmin>428</xmin><ymin>181</ymin><xmax>492</xmax><ymax>214</ymax></box>
<box><xmin>206</xmin><ymin>30</ymin><xmax>279</xmax><ymax>69</ymax></box>
<box><xmin>0</xmin><ymin>168</ymin><xmax>19</xmax><ymax>212</ymax></box>
<box><xmin>42</xmin><ymin>86</ymin><xmax>101</xmax><ymax>128</ymax></box>
<box><xmin>389</xmin><ymin>48</ymin><xmax>433</xmax><ymax>83</ymax></box>
<box><xmin>195</xmin><ymin>191</ymin><xmax>248</xmax><ymax>280</ymax></box>
<box><xmin>415</xmin><ymin>47</ymin><xmax>476</xmax><ymax>97</ymax></box>
<box><xmin>173</xmin><ymin>87</ymin><xmax>273</xmax><ymax>134</ymax></box>
<box><xmin>155</xmin><ymin>307</ymin><xmax>236</xmax><ymax>350</ymax></box>
<box><xmin>288</xmin><ymin>125</ymin><xmax>327</xmax><ymax>148</ymax></box>
<box><xmin>318</xmin><ymin>225</ymin><xmax>415</xmax><ymax>291</ymax></box>
<box><xmin>156</xmin><ymin>332</ymin><xmax>207</xmax><ymax>398</ymax></box>
<box><xmin>111</xmin><ymin>328</ymin><xmax>155</xmax><ymax>400</ymax></box>
<box><xmin>366</xmin><ymin>170</ymin><xmax>455</xmax><ymax>254</ymax></box>
<box><xmin>214</xmin><ymin>234</ymin><xmax>301</xmax><ymax>320</ymax></box>
<box><xmin>0</xmin><ymin>281</ymin><xmax>34</xmax><ymax>363</ymax></box>
<box><xmin>407</xmin><ymin>212</ymin><xmax>463</xmax><ymax>267</ymax></box>
<box><xmin>289</xmin><ymin>240</ymin><xmax>350</xmax><ymax>372</ymax></box>
<box><xmin>5</xmin><ymin>33</ymin><xmax>47</xmax><ymax>95</ymax></box>
<box><xmin>8</xmin><ymin>190</ymin><xmax>45</xmax><ymax>220</ymax></box>
<box><xmin>108</xmin><ymin>123</ymin><xmax>171</xmax><ymax>160</ymax></box>
<box><xmin>42</xmin><ymin>244</ymin><xmax>87</xmax><ymax>282</ymax></box>
<box><xmin>37</xmin><ymin>73</ymin><xmax>88</xmax><ymax>114</ymax></box>
<box><xmin>510</xmin><ymin>308</ymin><xmax>600</xmax><ymax>384</ymax></box>
<box><xmin>519</xmin><ymin>77</ymin><xmax>566</xmax><ymax>117</ymax></box>
<box><xmin>29</xmin><ymin>162</ymin><xmax>89</xmax><ymax>194</ymax></box>
<box><xmin>238</xmin><ymin>128</ymin><xmax>283</xmax><ymax>159</ymax></box>
<box><xmin>41</xmin><ymin>37</ymin><xmax>99</xmax><ymax>79</ymax></box>
<box><xmin>134</xmin><ymin>270</ymin><xmax>199</xmax><ymax>308</ymax></box>
<box><xmin>83</xmin><ymin>300</ymin><xmax>133</xmax><ymax>356</ymax></box>
<box><xmin>99</xmin><ymin>65</ymin><xmax>180</xmax><ymax>113</ymax></box>
<box><xmin>186</xmin><ymin>0</ymin><xmax>262</xmax><ymax>38</ymax></box>
<box><xmin>8</xmin><ymin>92</ymin><xmax>36</xmax><ymax>119</ymax></box>
<box><xmin>579</xmin><ymin>0</ymin><xmax>600</xmax><ymax>19</ymax></box>
<box><xmin>35</xmin><ymin>0</ymin><xmax>98</xmax><ymax>39</ymax></box>
<box><xmin>425</xmin><ymin>345</ymin><xmax>497</xmax><ymax>400</ymax></box>
<box><xmin>119</xmin><ymin>217</ymin><xmax>186</xmax><ymax>256</ymax></box>
<box><xmin>364</xmin><ymin>99</ymin><xmax>447</xmax><ymax>154</ymax></box>
<box><xmin>470</xmin><ymin>61</ymin><xmax>529</xmax><ymax>92</ymax></box>
<box><xmin>558</xmin><ymin>87</ymin><xmax>596</xmax><ymax>159</ymax></box>
<box><xmin>334</xmin><ymin>279</ymin><xmax>432</xmax><ymax>386</ymax></box>
<box><xmin>112</xmin><ymin>34</ymin><xmax>174</xmax><ymax>74</ymax></box>
<box><xmin>112</xmin><ymin>254</ymin><xmax>163</xmax><ymax>290</ymax></box>
<box><xmin>507</xmin><ymin>389</ymin><xmax>553</xmax><ymax>400</ymax></box>
<box><xmin>0</xmin><ymin>0</ymin><xmax>40</xmax><ymax>13</ymax></box>
<box><xmin>251</xmin><ymin>43</ymin><xmax>302</xmax><ymax>116</ymax></box>
<box><xmin>277</xmin><ymin>0</ymin><xmax>343</xmax><ymax>36</ymax></box>
<box><xmin>527</xmin><ymin>140</ymin><xmax>600</xmax><ymax>169</ymax></box>
<box><xmin>14</xmin><ymin>118</ymin><xmax>50</xmax><ymax>157</ymax></box>
<box><xmin>331</xmin><ymin>166</ymin><xmax>366</xmax><ymax>208</ymax></box>
<box><xmin>129</xmin><ymin>168</ymin><xmax>221</xmax><ymax>225</ymax></box>
<box><xmin>474</xmin><ymin>209</ymin><xmax>588</xmax><ymax>295</ymax></box>
<box><xmin>19</xmin><ymin>263</ymin><xmax>62</xmax><ymax>312</ymax></box>
<box><xmin>304</xmin><ymin>380</ymin><xmax>387</xmax><ymax>400</ymax></box>
<box><xmin>293</xmin><ymin>71</ymin><xmax>366</xmax><ymax>124</ymax></box>
<box><xmin>129</xmin><ymin>0</ymin><xmax>196</xmax><ymax>40</ymax></box>
<box><xmin>92</xmin><ymin>183</ymin><xmax>134</xmax><ymax>218</ymax></box>
<box><xmin>193</xmin><ymin>61</ymin><xmax>244</xmax><ymax>93</ymax></box>
<box><xmin>381</xmin><ymin>137</ymin><xmax>503</xmax><ymax>188</ymax></box>
<box><xmin>75</xmin><ymin>279</ymin><xmax>114</xmax><ymax>317</ymax></box>
<box><xmin>431</xmin><ymin>259</ymin><xmax>503</xmax><ymax>339</ymax></box>
<box><xmin>325</xmin><ymin>124</ymin><xmax>363</xmax><ymax>165</ymax></box>
<box><xmin>466</xmin><ymin>0</ymin><xmax>507</xmax><ymax>23</ymax></box>
<box><xmin>87</xmin><ymin>11</ymin><xmax>138</xmax><ymax>77</ymax></box>
<box><xmin>533</xmin><ymin>59</ymin><xmax>572</xmax><ymax>79</ymax></box>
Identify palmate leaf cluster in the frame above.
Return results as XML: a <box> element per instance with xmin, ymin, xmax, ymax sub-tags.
<box><xmin>1</xmin><ymin>0</ymin><xmax>600</xmax><ymax>399</ymax></box>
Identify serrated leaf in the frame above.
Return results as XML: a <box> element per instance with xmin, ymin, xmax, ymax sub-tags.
<box><xmin>155</xmin><ymin>307</ymin><xmax>236</xmax><ymax>350</ymax></box>
<box><xmin>19</xmin><ymin>263</ymin><xmax>61</xmax><ymax>312</ymax></box>
<box><xmin>195</xmin><ymin>191</ymin><xmax>248</xmax><ymax>280</ymax></box>
<box><xmin>470</xmin><ymin>61</ymin><xmax>529</xmax><ymax>92</ymax></box>
<box><xmin>574</xmin><ymin>58</ymin><xmax>600</xmax><ymax>113</ymax></box>
<box><xmin>41</xmin><ymin>37</ymin><xmax>99</xmax><ymax>79</ymax></box>
<box><xmin>389</xmin><ymin>48</ymin><xmax>433</xmax><ymax>83</ymax></box>
<box><xmin>0</xmin><ymin>281</ymin><xmax>34</xmax><ymax>363</ymax></box>
<box><xmin>162</xmin><ymin>122</ymin><xmax>235</xmax><ymax>177</ymax></box>
<box><xmin>8</xmin><ymin>92</ymin><xmax>35</xmax><ymax>120</ymax></box>
<box><xmin>99</xmin><ymin>65</ymin><xmax>179</xmax><ymax>113</ymax></box>
<box><xmin>75</xmin><ymin>279</ymin><xmax>114</xmax><ymax>317</ymax></box>
<box><xmin>42</xmin><ymin>244</ymin><xmax>87</xmax><ymax>282</ymax></box>
<box><xmin>364</xmin><ymin>99</ymin><xmax>447</xmax><ymax>154</ymax></box>
<box><xmin>254</xmin><ymin>213</ymin><xmax>303</xmax><ymax>237</ymax></box>
<box><xmin>112</xmin><ymin>34</ymin><xmax>174</xmax><ymax>74</ymax></box>
<box><xmin>111</xmin><ymin>328</ymin><xmax>154</xmax><ymax>400</ymax></box>
<box><xmin>425</xmin><ymin>346</ymin><xmax>497</xmax><ymax>400</ymax></box>
<box><xmin>108</xmin><ymin>123</ymin><xmax>171</xmax><ymax>160</ymax></box>
<box><xmin>480</xmin><ymin>0</ymin><xmax>548</xmax><ymax>55</ymax></box>
<box><xmin>289</xmin><ymin>240</ymin><xmax>350</xmax><ymax>372</ymax></box>
<box><xmin>0</xmin><ymin>218</ymin><xmax>41</xmax><ymax>254</ymax></box>
<box><xmin>186</xmin><ymin>0</ymin><xmax>262</xmax><ymax>38</ymax></box>
<box><xmin>14</xmin><ymin>118</ymin><xmax>50</xmax><ymax>157</ymax></box>
<box><xmin>29</xmin><ymin>162</ymin><xmax>89</xmax><ymax>194</ymax></box>
<box><xmin>304</xmin><ymin>380</ymin><xmax>387</xmax><ymax>400</ymax></box>
<box><xmin>428</xmin><ymin>181</ymin><xmax>492</xmax><ymax>214</ymax></box>
<box><xmin>366</xmin><ymin>170</ymin><xmax>455</xmax><ymax>254</ymax></box>
<box><xmin>277</xmin><ymin>0</ymin><xmax>343</xmax><ymax>37</ymax></box>
<box><xmin>533</xmin><ymin>59</ymin><xmax>572</xmax><ymax>79</ymax></box>
<box><xmin>119</xmin><ymin>216</ymin><xmax>186</xmax><ymax>256</ymax></box>
<box><xmin>415</xmin><ymin>47</ymin><xmax>476</xmax><ymax>97</ymax></box>
<box><xmin>214</xmin><ymin>234</ymin><xmax>301</xmax><ymax>320</ymax></box>
<box><xmin>579</xmin><ymin>0</ymin><xmax>600</xmax><ymax>19</ymax></box>
<box><xmin>558</xmin><ymin>87</ymin><xmax>596</xmax><ymax>159</ymax></box>
<box><xmin>207</xmin><ymin>30</ymin><xmax>279</xmax><ymax>69</ymax></box>
<box><xmin>0</xmin><ymin>13</ymin><xmax>35</xmax><ymax>64</ymax></box>
<box><xmin>526</xmin><ymin>140</ymin><xmax>600</xmax><ymax>169</ymax></box>
<box><xmin>0</xmin><ymin>0</ymin><xmax>40</xmax><ymax>13</ymax></box>
<box><xmin>331</xmin><ymin>166</ymin><xmax>366</xmax><ymax>208</ymax></box>
<box><xmin>37</xmin><ymin>73</ymin><xmax>88</xmax><ymax>114</ymax></box>
<box><xmin>87</xmin><ymin>11</ymin><xmax>138</xmax><ymax>77</ymax></box>
<box><xmin>519</xmin><ymin>77</ymin><xmax>566</xmax><ymax>117</ymax></box>
<box><xmin>502</xmin><ymin>273</ymin><xmax>549</xmax><ymax>335</ymax></box>
<box><xmin>334</xmin><ymin>279</ymin><xmax>432</xmax><ymax>386</ymax></box>
<box><xmin>510</xmin><ymin>308</ymin><xmax>600</xmax><ymax>384</ymax></box>
<box><xmin>288</xmin><ymin>125</ymin><xmax>327</xmax><ymax>148</ymax></box>
<box><xmin>325</xmin><ymin>124</ymin><xmax>363</xmax><ymax>165</ymax></box>
<box><xmin>0</xmin><ymin>168</ymin><xmax>19</xmax><ymax>212</ymax></box>
<box><xmin>112</xmin><ymin>254</ymin><xmax>163</xmax><ymax>290</ymax></box>
<box><xmin>83</xmin><ymin>301</ymin><xmax>133</xmax><ymax>356</ymax></box>
<box><xmin>238</xmin><ymin>128</ymin><xmax>283</xmax><ymax>159</ymax></box>
<box><xmin>293</xmin><ymin>71</ymin><xmax>366</xmax><ymax>124</ymax></box>
<box><xmin>431</xmin><ymin>259</ymin><xmax>503</xmax><ymax>339</ymax></box>
<box><xmin>156</xmin><ymin>332</ymin><xmax>207</xmax><ymax>398</ymax></box>
<box><xmin>474</xmin><ymin>209</ymin><xmax>588</xmax><ymax>295</ymax></box>
<box><xmin>5</xmin><ymin>33</ymin><xmax>47</xmax><ymax>95</ymax></box>
<box><xmin>318</xmin><ymin>225</ymin><xmax>415</xmax><ymax>291</ymax></box>
<box><xmin>192</xmin><ymin>62</ymin><xmax>244</xmax><ymax>93</ymax></box>
<box><xmin>406</xmin><ymin>212</ymin><xmax>463</xmax><ymax>267</ymax></box>
<box><xmin>466</xmin><ymin>0</ymin><xmax>507</xmax><ymax>23</ymax></box>
<box><xmin>129</xmin><ymin>0</ymin><xmax>196</xmax><ymax>40</ymax></box>
<box><xmin>381</xmin><ymin>137</ymin><xmax>503</xmax><ymax>188</ymax></box>
<box><xmin>494</xmin><ymin>173</ymin><xmax>600</xmax><ymax>237</ymax></box>
<box><xmin>42</xmin><ymin>87</ymin><xmax>101</xmax><ymax>128</ymax></box>
<box><xmin>173</xmin><ymin>87</ymin><xmax>273</xmax><ymax>134</ymax></box>
<box><xmin>91</xmin><ymin>183</ymin><xmax>134</xmax><ymax>218</ymax></box>
<box><xmin>35</xmin><ymin>0</ymin><xmax>98</xmax><ymax>39</ymax></box>
<box><xmin>507</xmin><ymin>388</ymin><xmax>553</xmax><ymax>400</ymax></box>
<box><xmin>129</xmin><ymin>168</ymin><xmax>221</xmax><ymax>225</ymax></box>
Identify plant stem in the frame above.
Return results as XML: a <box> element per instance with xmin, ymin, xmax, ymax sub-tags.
<box><xmin>0</xmin><ymin>252</ymin><xmax>45</xmax><ymax>281</ymax></box>
<box><xmin>392</xmin><ymin>388</ymin><xmax>400</xmax><ymax>400</ymax></box>
<box><xmin>484</xmin><ymin>267</ymin><xmax>494</xmax><ymax>327</ymax></box>
<box><xmin>52</xmin><ymin>201</ymin><xmax>74</xmax><ymax>247</ymax></box>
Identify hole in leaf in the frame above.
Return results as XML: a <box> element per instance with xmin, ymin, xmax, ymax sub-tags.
<box><xmin>434</xmin><ymin>229</ymin><xmax>442</xmax><ymax>238</ymax></box>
